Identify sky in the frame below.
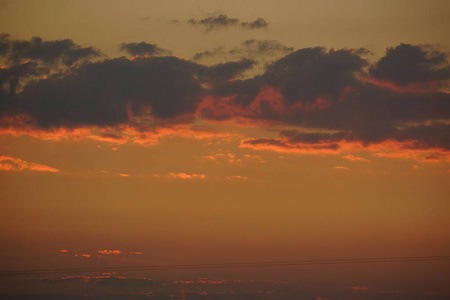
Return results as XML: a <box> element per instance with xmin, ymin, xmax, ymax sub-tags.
<box><xmin>0</xmin><ymin>0</ymin><xmax>449</xmax><ymax>299</ymax></box>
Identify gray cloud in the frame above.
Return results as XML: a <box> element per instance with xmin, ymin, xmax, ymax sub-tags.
<box><xmin>2</xmin><ymin>54</ymin><xmax>254</xmax><ymax>129</ymax></box>
<box><xmin>370</xmin><ymin>43</ymin><xmax>450</xmax><ymax>86</ymax></box>
<box><xmin>187</xmin><ymin>15</ymin><xmax>269</xmax><ymax>32</ymax></box>
<box><xmin>192</xmin><ymin>40</ymin><xmax>293</xmax><ymax>63</ymax></box>
<box><xmin>0</xmin><ymin>35</ymin><xmax>101</xmax><ymax>66</ymax></box>
<box><xmin>188</xmin><ymin>14</ymin><xmax>239</xmax><ymax>31</ymax></box>
<box><xmin>119</xmin><ymin>42</ymin><xmax>172</xmax><ymax>57</ymax></box>
<box><xmin>240</xmin><ymin>18</ymin><xmax>269</xmax><ymax>29</ymax></box>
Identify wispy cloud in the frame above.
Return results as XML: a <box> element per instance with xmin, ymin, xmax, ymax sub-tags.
<box><xmin>166</xmin><ymin>172</ymin><xmax>206</xmax><ymax>179</ymax></box>
<box><xmin>0</xmin><ymin>155</ymin><xmax>59</xmax><ymax>172</ymax></box>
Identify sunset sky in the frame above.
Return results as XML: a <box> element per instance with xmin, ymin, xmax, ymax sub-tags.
<box><xmin>0</xmin><ymin>1</ymin><xmax>449</xmax><ymax>299</ymax></box>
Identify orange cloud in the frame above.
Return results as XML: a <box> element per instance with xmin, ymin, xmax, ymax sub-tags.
<box><xmin>98</xmin><ymin>250</ymin><xmax>122</xmax><ymax>255</ymax></box>
<box><xmin>203</xmin><ymin>152</ymin><xmax>265</xmax><ymax>164</ymax></box>
<box><xmin>167</xmin><ymin>172</ymin><xmax>207</xmax><ymax>179</ymax></box>
<box><xmin>0</xmin><ymin>155</ymin><xmax>60</xmax><ymax>172</ymax></box>
<box><xmin>226</xmin><ymin>175</ymin><xmax>248</xmax><ymax>180</ymax></box>
<box><xmin>240</xmin><ymin>138</ymin><xmax>344</xmax><ymax>155</ymax></box>
<box><xmin>342</xmin><ymin>154</ymin><xmax>370</xmax><ymax>162</ymax></box>
<box><xmin>202</xmin><ymin>152</ymin><xmax>242</xmax><ymax>163</ymax></box>
<box><xmin>0</xmin><ymin>115</ymin><xmax>232</xmax><ymax>146</ymax></box>
<box><xmin>241</xmin><ymin>137</ymin><xmax>450</xmax><ymax>163</ymax></box>
<box><xmin>334</xmin><ymin>166</ymin><xmax>350</xmax><ymax>170</ymax></box>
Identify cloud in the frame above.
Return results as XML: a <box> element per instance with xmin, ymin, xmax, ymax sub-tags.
<box><xmin>0</xmin><ymin>155</ymin><xmax>59</xmax><ymax>172</ymax></box>
<box><xmin>14</xmin><ymin>56</ymin><xmax>203</xmax><ymax>127</ymax></box>
<box><xmin>193</xmin><ymin>40</ymin><xmax>293</xmax><ymax>63</ymax></box>
<box><xmin>192</xmin><ymin>40</ymin><xmax>293</xmax><ymax>77</ymax></box>
<box><xmin>202</xmin><ymin>152</ymin><xmax>265</xmax><ymax>164</ymax></box>
<box><xmin>119</xmin><ymin>42</ymin><xmax>172</xmax><ymax>57</ymax></box>
<box><xmin>166</xmin><ymin>172</ymin><xmax>206</xmax><ymax>179</ymax></box>
<box><xmin>342</xmin><ymin>154</ymin><xmax>370</xmax><ymax>162</ymax></box>
<box><xmin>225</xmin><ymin>175</ymin><xmax>248</xmax><ymax>180</ymax></box>
<box><xmin>241</xmin><ymin>125</ymin><xmax>450</xmax><ymax>162</ymax></box>
<box><xmin>334</xmin><ymin>166</ymin><xmax>350</xmax><ymax>170</ymax></box>
<box><xmin>241</xmin><ymin>137</ymin><xmax>342</xmax><ymax>155</ymax></box>
<box><xmin>98</xmin><ymin>250</ymin><xmax>122</xmax><ymax>255</ymax></box>
<box><xmin>1</xmin><ymin>37</ymin><xmax>449</xmax><ymax>163</ymax></box>
<box><xmin>0</xmin><ymin>35</ymin><xmax>101</xmax><ymax>112</ymax></box>
<box><xmin>187</xmin><ymin>14</ymin><xmax>269</xmax><ymax>32</ymax></box>
<box><xmin>0</xmin><ymin>35</ymin><xmax>101</xmax><ymax>66</ymax></box>
<box><xmin>1</xmin><ymin>54</ymin><xmax>254</xmax><ymax>130</ymax></box>
<box><xmin>188</xmin><ymin>14</ymin><xmax>239</xmax><ymax>31</ymax></box>
<box><xmin>370</xmin><ymin>43</ymin><xmax>450</xmax><ymax>87</ymax></box>
<box><xmin>240</xmin><ymin>18</ymin><xmax>269</xmax><ymax>29</ymax></box>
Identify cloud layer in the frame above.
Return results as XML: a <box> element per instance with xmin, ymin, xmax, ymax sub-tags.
<box><xmin>1</xmin><ymin>35</ymin><xmax>449</xmax><ymax>162</ymax></box>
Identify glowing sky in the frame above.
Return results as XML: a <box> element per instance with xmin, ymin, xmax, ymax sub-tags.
<box><xmin>0</xmin><ymin>1</ymin><xmax>449</xmax><ymax>299</ymax></box>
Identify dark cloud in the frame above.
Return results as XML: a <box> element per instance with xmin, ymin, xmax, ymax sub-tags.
<box><xmin>265</xmin><ymin>47</ymin><xmax>368</xmax><ymax>104</ymax></box>
<box><xmin>0</xmin><ymin>35</ymin><xmax>101</xmax><ymax>111</ymax></box>
<box><xmin>0</xmin><ymin>61</ymin><xmax>47</xmax><ymax>113</ymax></box>
<box><xmin>15</xmin><ymin>56</ymin><xmax>204</xmax><ymax>128</ymax></box>
<box><xmin>2</xmin><ymin>54</ymin><xmax>253</xmax><ymax>129</ymax></box>
<box><xmin>0</xmin><ymin>33</ymin><xmax>9</xmax><ymax>55</ymax></box>
<box><xmin>242</xmin><ymin>116</ymin><xmax>450</xmax><ymax>155</ymax></box>
<box><xmin>208</xmin><ymin>47</ymin><xmax>367</xmax><ymax>107</ymax></box>
<box><xmin>201</xmin><ymin>59</ymin><xmax>255</xmax><ymax>86</ymax></box>
<box><xmin>187</xmin><ymin>15</ymin><xmax>269</xmax><ymax>32</ymax></box>
<box><xmin>0</xmin><ymin>35</ymin><xmax>101</xmax><ymax>66</ymax></box>
<box><xmin>192</xmin><ymin>40</ymin><xmax>293</xmax><ymax>63</ymax></box>
<box><xmin>370</xmin><ymin>43</ymin><xmax>450</xmax><ymax>86</ymax></box>
<box><xmin>202</xmin><ymin>45</ymin><xmax>450</xmax><ymax>155</ymax></box>
<box><xmin>241</xmin><ymin>40</ymin><xmax>293</xmax><ymax>56</ymax></box>
<box><xmin>188</xmin><ymin>14</ymin><xmax>239</xmax><ymax>31</ymax></box>
<box><xmin>393</xmin><ymin>122</ymin><xmax>450</xmax><ymax>150</ymax></box>
<box><xmin>240</xmin><ymin>18</ymin><xmax>269</xmax><ymax>29</ymax></box>
<box><xmin>0</xmin><ymin>37</ymin><xmax>449</xmax><ymax>158</ymax></box>
<box><xmin>279</xmin><ymin>130</ymin><xmax>350</xmax><ymax>144</ymax></box>
<box><xmin>119</xmin><ymin>42</ymin><xmax>172</xmax><ymax>57</ymax></box>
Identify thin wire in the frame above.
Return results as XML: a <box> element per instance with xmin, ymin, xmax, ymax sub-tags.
<box><xmin>1</xmin><ymin>255</ymin><xmax>449</xmax><ymax>276</ymax></box>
